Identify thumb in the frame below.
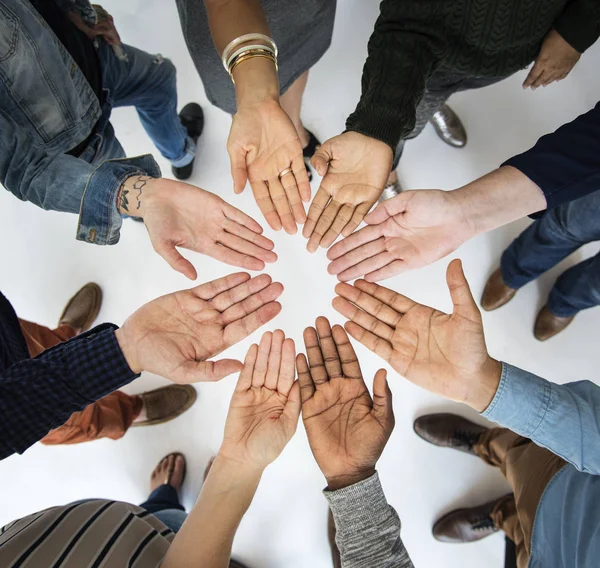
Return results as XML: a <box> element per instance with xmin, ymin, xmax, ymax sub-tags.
<box><xmin>229</xmin><ymin>147</ymin><xmax>249</xmax><ymax>194</ymax></box>
<box><xmin>446</xmin><ymin>259</ymin><xmax>481</xmax><ymax>321</ymax></box>
<box><xmin>283</xmin><ymin>380</ymin><xmax>302</xmax><ymax>426</ymax></box>
<box><xmin>364</xmin><ymin>191</ymin><xmax>411</xmax><ymax>225</ymax></box>
<box><xmin>185</xmin><ymin>358</ymin><xmax>244</xmax><ymax>382</ymax></box>
<box><xmin>372</xmin><ymin>369</ymin><xmax>394</xmax><ymax>428</ymax></box>
<box><xmin>154</xmin><ymin>240</ymin><xmax>198</xmax><ymax>281</ymax></box>
<box><xmin>311</xmin><ymin>140</ymin><xmax>333</xmax><ymax>177</ymax></box>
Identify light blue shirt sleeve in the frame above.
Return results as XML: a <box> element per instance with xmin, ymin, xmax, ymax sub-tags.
<box><xmin>482</xmin><ymin>362</ymin><xmax>600</xmax><ymax>475</ymax></box>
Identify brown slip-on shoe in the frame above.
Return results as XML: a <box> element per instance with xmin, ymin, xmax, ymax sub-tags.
<box><xmin>58</xmin><ymin>283</ymin><xmax>102</xmax><ymax>333</ymax></box>
<box><xmin>433</xmin><ymin>495</ymin><xmax>512</xmax><ymax>543</ymax></box>
<box><xmin>534</xmin><ymin>305</ymin><xmax>575</xmax><ymax>341</ymax></box>
<box><xmin>132</xmin><ymin>385</ymin><xmax>197</xmax><ymax>427</ymax></box>
<box><xmin>481</xmin><ymin>268</ymin><xmax>517</xmax><ymax>312</ymax></box>
<box><xmin>413</xmin><ymin>413</ymin><xmax>488</xmax><ymax>456</ymax></box>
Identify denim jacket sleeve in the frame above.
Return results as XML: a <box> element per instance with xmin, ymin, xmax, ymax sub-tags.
<box><xmin>482</xmin><ymin>363</ymin><xmax>600</xmax><ymax>475</ymax></box>
<box><xmin>0</xmin><ymin>109</ymin><xmax>160</xmax><ymax>246</ymax></box>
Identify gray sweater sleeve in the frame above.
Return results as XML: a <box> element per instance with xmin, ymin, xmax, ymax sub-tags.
<box><xmin>323</xmin><ymin>472</ymin><xmax>414</xmax><ymax>568</ymax></box>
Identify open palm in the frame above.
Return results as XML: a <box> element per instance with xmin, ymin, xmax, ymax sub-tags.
<box><xmin>299</xmin><ymin>318</ymin><xmax>393</xmax><ymax>486</ymax></box>
<box><xmin>221</xmin><ymin>330</ymin><xmax>301</xmax><ymax>469</ymax></box>
<box><xmin>333</xmin><ymin>260</ymin><xmax>499</xmax><ymax>408</ymax></box>
<box><xmin>119</xmin><ymin>273</ymin><xmax>283</xmax><ymax>383</ymax></box>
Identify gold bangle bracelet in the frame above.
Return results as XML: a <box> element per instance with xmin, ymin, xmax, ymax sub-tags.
<box><xmin>229</xmin><ymin>53</ymin><xmax>278</xmax><ymax>81</ymax></box>
<box><xmin>228</xmin><ymin>48</ymin><xmax>277</xmax><ymax>75</ymax></box>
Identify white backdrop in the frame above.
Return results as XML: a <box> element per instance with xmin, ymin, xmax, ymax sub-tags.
<box><xmin>1</xmin><ymin>1</ymin><xmax>600</xmax><ymax>567</ymax></box>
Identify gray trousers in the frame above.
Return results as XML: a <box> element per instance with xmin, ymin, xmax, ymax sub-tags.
<box><xmin>393</xmin><ymin>68</ymin><xmax>510</xmax><ymax>168</ymax></box>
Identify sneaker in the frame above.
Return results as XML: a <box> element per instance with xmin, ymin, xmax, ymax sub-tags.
<box><xmin>380</xmin><ymin>179</ymin><xmax>403</xmax><ymax>202</ymax></box>
<box><xmin>172</xmin><ymin>103</ymin><xmax>204</xmax><ymax>180</ymax></box>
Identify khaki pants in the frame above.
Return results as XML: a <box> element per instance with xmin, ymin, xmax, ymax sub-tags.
<box><xmin>18</xmin><ymin>319</ymin><xmax>141</xmax><ymax>445</ymax></box>
<box><xmin>473</xmin><ymin>429</ymin><xmax>567</xmax><ymax>568</ymax></box>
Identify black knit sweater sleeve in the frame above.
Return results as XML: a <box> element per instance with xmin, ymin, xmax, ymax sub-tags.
<box><xmin>553</xmin><ymin>0</ymin><xmax>600</xmax><ymax>53</ymax></box>
<box><xmin>345</xmin><ymin>0</ymin><xmax>453</xmax><ymax>150</ymax></box>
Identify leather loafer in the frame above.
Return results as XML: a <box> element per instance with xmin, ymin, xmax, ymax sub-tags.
<box><xmin>132</xmin><ymin>385</ymin><xmax>197</xmax><ymax>427</ymax></box>
<box><xmin>59</xmin><ymin>283</ymin><xmax>102</xmax><ymax>333</ymax></box>
<box><xmin>534</xmin><ymin>305</ymin><xmax>575</xmax><ymax>341</ymax></box>
<box><xmin>433</xmin><ymin>495</ymin><xmax>512</xmax><ymax>543</ymax></box>
<box><xmin>430</xmin><ymin>104</ymin><xmax>467</xmax><ymax>148</ymax></box>
<box><xmin>481</xmin><ymin>268</ymin><xmax>517</xmax><ymax>311</ymax></box>
<box><xmin>414</xmin><ymin>413</ymin><xmax>488</xmax><ymax>456</ymax></box>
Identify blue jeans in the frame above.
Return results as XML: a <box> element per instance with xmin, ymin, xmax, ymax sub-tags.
<box><xmin>140</xmin><ymin>483</ymin><xmax>188</xmax><ymax>533</ymax></box>
<box><xmin>500</xmin><ymin>191</ymin><xmax>600</xmax><ymax>317</ymax></box>
<box><xmin>94</xmin><ymin>40</ymin><xmax>195</xmax><ymax>168</ymax></box>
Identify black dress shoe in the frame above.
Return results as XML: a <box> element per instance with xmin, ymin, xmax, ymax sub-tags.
<box><xmin>433</xmin><ymin>495</ymin><xmax>512</xmax><ymax>543</ymax></box>
<box><xmin>413</xmin><ymin>413</ymin><xmax>488</xmax><ymax>455</ymax></box>
<box><xmin>172</xmin><ymin>102</ymin><xmax>204</xmax><ymax>180</ymax></box>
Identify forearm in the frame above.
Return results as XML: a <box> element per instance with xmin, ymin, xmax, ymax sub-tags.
<box><xmin>450</xmin><ymin>166</ymin><xmax>547</xmax><ymax>237</ymax></box>
<box><xmin>0</xmin><ymin>325</ymin><xmax>138</xmax><ymax>459</ymax></box>
<box><xmin>345</xmin><ymin>0</ymin><xmax>451</xmax><ymax>149</ymax></box>
<box><xmin>325</xmin><ymin>473</ymin><xmax>414</xmax><ymax>568</ymax></box>
<box><xmin>482</xmin><ymin>363</ymin><xmax>600</xmax><ymax>475</ymax></box>
<box><xmin>162</xmin><ymin>454</ymin><xmax>262</xmax><ymax>568</ymax></box>
<box><xmin>203</xmin><ymin>0</ymin><xmax>278</xmax><ymax>105</ymax></box>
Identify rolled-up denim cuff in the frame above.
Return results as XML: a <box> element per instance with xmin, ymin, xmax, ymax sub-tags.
<box><xmin>169</xmin><ymin>136</ymin><xmax>196</xmax><ymax>168</ymax></box>
<box><xmin>76</xmin><ymin>154</ymin><xmax>161</xmax><ymax>245</ymax></box>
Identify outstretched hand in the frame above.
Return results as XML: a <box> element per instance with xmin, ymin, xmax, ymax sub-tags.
<box><xmin>303</xmin><ymin>132</ymin><xmax>393</xmax><ymax>253</ymax></box>
<box><xmin>332</xmin><ymin>259</ymin><xmax>501</xmax><ymax>411</ymax></box>
<box><xmin>299</xmin><ymin>317</ymin><xmax>394</xmax><ymax>490</ymax></box>
<box><xmin>327</xmin><ymin>189</ymin><xmax>474</xmax><ymax>281</ymax></box>
<box><xmin>220</xmin><ymin>330</ymin><xmax>301</xmax><ymax>470</ymax></box>
<box><xmin>228</xmin><ymin>99</ymin><xmax>311</xmax><ymax>234</ymax></box>
<box><xmin>116</xmin><ymin>272</ymin><xmax>283</xmax><ymax>383</ymax></box>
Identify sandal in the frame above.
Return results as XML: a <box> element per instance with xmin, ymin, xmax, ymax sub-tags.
<box><xmin>302</xmin><ymin>129</ymin><xmax>321</xmax><ymax>182</ymax></box>
<box><xmin>161</xmin><ymin>452</ymin><xmax>187</xmax><ymax>487</ymax></box>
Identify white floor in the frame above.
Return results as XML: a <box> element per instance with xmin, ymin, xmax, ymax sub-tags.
<box><xmin>1</xmin><ymin>2</ymin><xmax>600</xmax><ymax>566</ymax></box>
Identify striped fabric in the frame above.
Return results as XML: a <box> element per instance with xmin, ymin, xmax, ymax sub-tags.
<box><xmin>0</xmin><ymin>500</ymin><xmax>174</xmax><ymax>568</ymax></box>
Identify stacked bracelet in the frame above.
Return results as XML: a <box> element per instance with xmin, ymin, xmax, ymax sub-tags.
<box><xmin>221</xmin><ymin>33</ymin><xmax>278</xmax><ymax>81</ymax></box>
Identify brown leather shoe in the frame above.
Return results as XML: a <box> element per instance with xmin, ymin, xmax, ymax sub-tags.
<box><xmin>413</xmin><ymin>413</ymin><xmax>488</xmax><ymax>456</ymax></box>
<box><xmin>534</xmin><ymin>305</ymin><xmax>575</xmax><ymax>341</ymax></box>
<box><xmin>481</xmin><ymin>268</ymin><xmax>517</xmax><ymax>311</ymax></box>
<box><xmin>58</xmin><ymin>283</ymin><xmax>102</xmax><ymax>333</ymax></box>
<box><xmin>433</xmin><ymin>495</ymin><xmax>512</xmax><ymax>543</ymax></box>
<box><xmin>132</xmin><ymin>385</ymin><xmax>197</xmax><ymax>427</ymax></box>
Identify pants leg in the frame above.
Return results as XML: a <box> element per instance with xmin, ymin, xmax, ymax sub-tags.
<box><xmin>500</xmin><ymin>191</ymin><xmax>600</xmax><ymax>293</ymax></box>
<box><xmin>473</xmin><ymin>428</ymin><xmax>567</xmax><ymax>568</ymax></box>
<box><xmin>392</xmin><ymin>70</ymin><xmax>509</xmax><ymax>169</ymax></box>
<box><xmin>19</xmin><ymin>318</ymin><xmax>142</xmax><ymax>445</ymax></box>
<box><xmin>141</xmin><ymin>483</ymin><xmax>187</xmax><ymax>532</ymax></box>
<box><xmin>96</xmin><ymin>40</ymin><xmax>194</xmax><ymax>167</ymax></box>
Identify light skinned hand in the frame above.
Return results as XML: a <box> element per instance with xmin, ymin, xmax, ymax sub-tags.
<box><xmin>68</xmin><ymin>4</ymin><xmax>121</xmax><ymax>45</ymax></box>
<box><xmin>115</xmin><ymin>272</ymin><xmax>283</xmax><ymax>382</ymax></box>
<box><xmin>332</xmin><ymin>259</ymin><xmax>502</xmax><ymax>412</ymax></box>
<box><xmin>298</xmin><ymin>317</ymin><xmax>394</xmax><ymax>490</ymax></box>
<box><xmin>228</xmin><ymin>98</ymin><xmax>311</xmax><ymax>235</ymax></box>
<box><xmin>220</xmin><ymin>330</ymin><xmax>301</xmax><ymax>470</ymax></box>
<box><xmin>118</xmin><ymin>176</ymin><xmax>277</xmax><ymax>280</ymax></box>
<box><xmin>523</xmin><ymin>29</ymin><xmax>580</xmax><ymax>90</ymax></box>
<box><xmin>327</xmin><ymin>189</ymin><xmax>474</xmax><ymax>282</ymax></box>
<box><xmin>303</xmin><ymin>132</ymin><xmax>393</xmax><ymax>253</ymax></box>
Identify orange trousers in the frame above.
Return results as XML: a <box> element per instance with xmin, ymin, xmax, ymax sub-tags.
<box><xmin>18</xmin><ymin>319</ymin><xmax>142</xmax><ymax>445</ymax></box>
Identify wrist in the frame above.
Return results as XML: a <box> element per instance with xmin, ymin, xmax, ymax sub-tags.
<box><xmin>325</xmin><ymin>467</ymin><xmax>376</xmax><ymax>491</ymax></box>
<box><xmin>114</xmin><ymin>326</ymin><xmax>142</xmax><ymax>374</ymax></box>
<box><xmin>117</xmin><ymin>175</ymin><xmax>159</xmax><ymax>218</ymax></box>
<box><xmin>467</xmin><ymin>357</ymin><xmax>502</xmax><ymax>412</ymax></box>
<box><xmin>234</xmin><ymin>58</ymin><xmax>279</xmax><ymax>108</ymax></box>
<box><xmin>212</xmin><ymin>451</ymin><xmax>265</xmax><ymax>482</ymax></box>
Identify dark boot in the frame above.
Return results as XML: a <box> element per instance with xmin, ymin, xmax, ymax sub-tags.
<box><xmin>413</xmin><ymin>413</ymin><xmax>488</xmax><ymax>456</ymax></box>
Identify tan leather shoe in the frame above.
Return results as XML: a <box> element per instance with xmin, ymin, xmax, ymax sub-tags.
<box><xmin>132</xmin><ymin>385</ymin><xmax>197</xmax><ymax>427</ymax></box>
<box><xmin>430</xmin><ymin>104</ymin><xmax>467</xmax><ymax>148</ymax></box>
<box><xmin>58</xmin><ymin>283</ymin><xmax>102</xmax><ymax>333</ymax></box>
<box><xmin>433</xmin><ymin>495</ymin><xmax>512</xmax><ymax>543</ymax></box>
<box><xmin>481</xmin><ymin>268</ymin><xmax>517</xmax><ymax>311</ymax></box>
<box><xmin>534</xmin><ymin>305</ymin><xmax>575</xmax><ymax>341</ymax></box>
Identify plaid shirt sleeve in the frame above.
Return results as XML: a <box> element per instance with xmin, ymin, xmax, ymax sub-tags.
<box><xmin>0</xmin><ymin>324</ymin><xmax>139</xmax><ymax>460</ymax></box>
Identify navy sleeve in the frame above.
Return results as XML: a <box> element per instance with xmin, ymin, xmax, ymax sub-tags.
<box><xmin>0</xmin><ymin>324</ymin><xmax>139</xmax><ymax>459</ymax></box>
<box><xmin>502</xmin><ymin>102</ymin><xmax>600</xmax><ymax>218</ymax></box>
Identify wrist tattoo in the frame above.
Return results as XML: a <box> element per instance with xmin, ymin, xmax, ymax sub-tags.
<box><xmin>131</xmin><ymin>175</ymin><xmax>150</xmax><ymax>211</ymax></box>
<box><xmin>119</xmin><ymin>175</ymin><xmax>151</xmax><ymax>214</ymax></box>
